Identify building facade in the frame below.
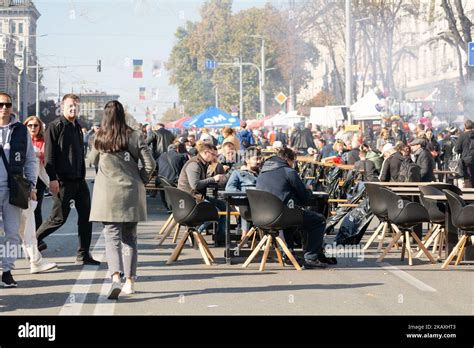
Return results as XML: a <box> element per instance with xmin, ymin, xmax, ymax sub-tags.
<box><xmin>0</xmin><ymin>33</ymin><xmax>18</xmax><ymax>111</ymax></box>
<box><xmin>78</xmin><ymin>90</ymin><xmax>121</xmax><ymax>124</ymax></box>
<box><xmin>299</xmin><ymin>0</ymin><xmax>473</xmax><ymax>119</ymax></box>
<box><xmin>0</xmin><ymin>0</ymin><xmax>40</xmax><ymax>119</ymax></box>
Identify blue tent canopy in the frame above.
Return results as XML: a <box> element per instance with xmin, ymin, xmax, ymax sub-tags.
<box><xmin>183</xmin><ymin>107</ymin><xmax>240</xmax><ymax>129</ymax></box>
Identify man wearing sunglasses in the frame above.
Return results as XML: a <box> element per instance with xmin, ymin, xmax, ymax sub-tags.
<box><xmin>0</xmin><ymin>92</ymin><xmax>38</xmax><ymax>287</ymax></box>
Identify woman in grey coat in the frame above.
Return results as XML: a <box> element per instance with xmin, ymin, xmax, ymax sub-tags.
<box><xmin>89</xmin><ymin>100</ymin><xmax>155</xmax><ymax>300</ymax></box>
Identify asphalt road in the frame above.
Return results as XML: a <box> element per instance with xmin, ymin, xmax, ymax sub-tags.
<box><xmin>0</xmin><ymin>167</ymin><xmax>473</xmax><ymax>316</ymax></box>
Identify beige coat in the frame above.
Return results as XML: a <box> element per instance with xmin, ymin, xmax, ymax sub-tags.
<box><xmin>89</xmin><ymin>130</ymin><xmax>156</xmax><ymax>222</ymax></box>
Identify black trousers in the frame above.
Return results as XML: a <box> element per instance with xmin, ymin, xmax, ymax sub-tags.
<box><xmin>34</xmin><ymin>179</ymin><xmax>47</xmax><ymax>231</ymax></box>
<box><xmin>36</xmin><ymin>179</ymin><xmax>93</xmax><ymax>256</ymax></box>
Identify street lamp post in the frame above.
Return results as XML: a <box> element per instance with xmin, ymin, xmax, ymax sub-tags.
<box><xmin>345</xmin><ymin>0</ymin><xmax>353</xmax><ymax>124</ymax></box>
<box><xmin>246</xmin><ymin>35</ymin><xmax>266</xmax><ymax>116</ymax></box>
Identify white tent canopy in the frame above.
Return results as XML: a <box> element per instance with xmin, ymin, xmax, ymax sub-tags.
<box><xmin>264</xmin><ymin>111</ymin><xmax>305</xmax><ymax>128</ymax></box>
<box><xmin>349</xmin><ymin>89</ymin><xmax>385</xmax><ymax>121</ymax></box>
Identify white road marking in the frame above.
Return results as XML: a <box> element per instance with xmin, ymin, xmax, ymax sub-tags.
<box><xmin>59</xmin><ymin>232</ymin><xmax>105</xmax><ymax>315</ymax></box>
<box><xmin>380</xmin><ymin>262</ymin><xmax>437</xmax><ymax>292</ymax></box>
<box><xmin>53</xmin><ymin>232</ymin><xmax>102</xmax><ymax>237</ymax></box>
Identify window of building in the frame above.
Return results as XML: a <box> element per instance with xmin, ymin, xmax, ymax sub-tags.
<box><xmin>18</xmin><ymin>23</ymin><xmax>23</xmax><ymax>34</ymax></box>
<box><xmin>10</xmin><ymin>22</ymin><xmax>16</xmax><ymax>34</ymax></box>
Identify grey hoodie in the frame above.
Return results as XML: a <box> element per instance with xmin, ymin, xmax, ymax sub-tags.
<box><xmin>0</xmin><ymin>114</ymin><xmax>38</xmax><ymax>190</ymax></box>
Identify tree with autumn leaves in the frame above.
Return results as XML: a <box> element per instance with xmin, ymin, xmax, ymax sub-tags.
<box><xmin>166</xmin><ymin>0</ymin><xmax>319</xmax><ymax>121</ymax></box>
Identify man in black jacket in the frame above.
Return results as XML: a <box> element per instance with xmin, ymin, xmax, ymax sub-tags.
<box><xmin>410</xmin><ymin>137</ymin><xmax>435</xmax><ymax>182</ymax></box>
<box><xmin>295</xmin><ymin>123</ymin><xmax>316</xmax><ymax>154</ymax></box>
<box><xmin>379</xmin><ymin>143</ymin><xmax>405</xmax><ymax>182</ymax></box>
<box><xmin>148</xmin><ymin>123</ymin><xmax>175</xmax><ymax>161</ymax></box>
<box><xmin>36</xmin><ymin>94</ymin><xmax>100</xmax><ymax>265</ymax></box>
<box><xmin>256</xmin><ymin>148</ymin><xmax>334</xmax><ymax>268</ymax></box>
<box><xmin>455</xmin><ymin>120</ymin><xmax>474</xmax><ymax>187</ymax></box>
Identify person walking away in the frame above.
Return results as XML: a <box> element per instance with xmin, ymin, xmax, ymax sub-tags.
<box><xmin>89</xmin><ymin>100</ymin><xmax>155</xmax><ymax>299</ymax></box>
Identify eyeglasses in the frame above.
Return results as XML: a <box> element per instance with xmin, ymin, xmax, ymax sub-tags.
<box><xmin>0</xmin><ymin>102</ymin><xmax>12</xmax><ymax>108</ymax></box>
<box><xmin>27</xmin><ymin>124</ymin><xmax>40</xmax><ymax>128</ymax></box>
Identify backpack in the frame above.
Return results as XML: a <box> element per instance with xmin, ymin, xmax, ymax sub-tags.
<box><xmin>335</xmin><ymin>198</ymin><xmax>374</xmax><ymax>245</ymax></box>
<box><xmin>398</xmin><ymin>158</ymin><xmax>421</xmax><ymax>182</ymax></box>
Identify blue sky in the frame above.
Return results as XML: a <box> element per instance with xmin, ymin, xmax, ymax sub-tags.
<box><xmin>34</xmin><ymin>0</ymin><xmax>270</xmax><ymax>122</ymax></box>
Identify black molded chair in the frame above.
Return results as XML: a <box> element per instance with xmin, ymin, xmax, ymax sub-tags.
<box><xmin>164</xmin><ymin>187</ymin><xmax>219</xmax><ymax>265</ymax></box>
<box><xmin>363</xmin><ymin>183</ymin><xmax>400</xmax><ymax>251</ymax></box>
<box><xmin>441</xmin><ymin>190</ymin><xmax>474</xmax><ymax>269</ymax></box>
<box><xmin>418</xmin><ymin>186</ymin><xmax>448</xmax><ymax>259</ymax></box>
<box><xmin>425</xmin><ymin>183</ymin><xmax>462</xmax><ymax>195</ymax></box>
<box><xmin>243</xmin><ymin>189</ymin><xmax>304</xmax><ymax>271</ymax></box>
<box><xmin>376</xmin><ymin>186</ymin><xmax>435</xmax><ymax>265</ymax></box>
<box><xmin>157</xmin><ymin>176</ymin><xmax>180</xmax><ymax>245</ymax></box>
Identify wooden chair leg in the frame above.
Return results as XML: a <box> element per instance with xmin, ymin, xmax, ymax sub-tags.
<box><xmin>158</xmin><ymin>219</ymin><xmax>177</xmax><ymax>246</ymax></box>
<box><xmin>157</xmin><ymin>214</ymin><xmax>173</xmax><ymax>238</ymax></box>
<box><xmin>377</xmin><ymin>231</ymin><xmax>403</xmax><ymax>263</ymax></box>
<box><xmin>259</xmin><ymin>235</ymin><xmax>273</xmax><ymax>272</ymax></box>
<box><xmin>416</xmin><ymin>227</ymin><xmax>440</xmax><ymax>258</ymax></box>
<box><xmin>193</xmin><ymin>231</ymin><xmax>211</xmax><ymax>266</ymax></box>
<box><xmin>242</xmin><ymin>235</ymin><xmax>268</xmax><ymax>268</ymax></box>
<box><xmin>405</xmin><ymin>231</ymin><xmax>413</xmax><ymax>266</ymax></box>
<box><xmin>441</xmin><ymin>235</ymin><xmax>467</xmax><ymax>269</ymax></box>
<box><xmin>423</xmin><ymin>224</ymin><xmax>439</xmax><ymax>243</ymax></box>
<box><xmin>363</xmin><ymin>222</ymin><xmax>385</xmax><ymax>250</ymax></box>
<box><xmin>274</xmin><ymin>238</ymin><xmax>284</xmax><ymax>266</ymax></box>
<box><xmin>411</xmin><ymin>232</ymin><xmax>435</xmax><ymax>263</ymax></box>
<box><xmin>275</xmin><ymin>236</ymin><xmax>302</xmax><ymax>271</ymax></box>
<box><xmin>238</xmin><ymin>227</ymin><xmax>255</xmax><ymax>249</ymax></box>
<box><xmin>172</xmin><ymin>223</ymin><xmax>181</xmax><ymax>243</ymax></box>
<box><xmin>440</xmin><ymin>230</ymin><xmax>448</xmax><ymax>260</ymax></box>
<box><xmin>250</xmin><ymin>229</ymin><xmax>258</xmax><ymax>250</ymax></box>
<box><xmin>377</xmin><ymin>223</ymin><xmax>389</xmax><ymax>252</ymax></box>
<box><xmin>167</xmin><ymin>229</ymin><xmax>191</xmax><ymax>265</ymax></box>
<box><xmin>454</xmin><ymin>235</ymin><xmax>468</xmax><ymax>266</ymax></box>
<box><xmin>197</xmin><ymin>233</ymin><xmax>215</xmax><ymax>263</ymax></box>
<box><xmin>401</xmin><ymin>233</ymin><xmax>407</xmax><ymax>262</ymax></box>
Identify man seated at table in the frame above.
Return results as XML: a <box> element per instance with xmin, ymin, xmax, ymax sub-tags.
<box><xmin>177</xmin><ymin>143</ymin><xmax>227</xmax><ymax>246</ymax></box>
<box><xmin>225</xmin><ymin>147</ymin><xmax>262</xmax><ymax>243</ymax></box>
<box><xmin>256</xmin><ymin>147</ymin><xmax>336</xmax><ymax>268</ymax></box>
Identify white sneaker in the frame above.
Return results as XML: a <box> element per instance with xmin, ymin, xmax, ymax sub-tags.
<box><xmin>30</xmin><ymin>260</ymin><xmax>58</xmax><ymax>274</ymax></box>
<box><xmin>121</xmin><ymin>282</ymin><xmax>135</xmax><ymax>295</ymax></box>
<box><xmin>107</xmin><ymin>282</ymin><xmax>122</xmax><ymax>300</ymax></box>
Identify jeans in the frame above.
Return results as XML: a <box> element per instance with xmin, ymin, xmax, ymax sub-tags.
<box><xmin>301</xmin><ymin>210</ymin><xmax>326</xmax><ymax>261</ymax></box>
<box><xmin>103</xmin><ymin>222</ymin><xmax>138</xmax><ymax>279</ymax></box>
<box><xmin>34</xmin><ymin>179</ymin><xmax>46</xmax><ymax>231</ymax></box>
<box><xmin>199</xmin><ymin>196</ymin><xmax>226</xmax><ymax>241</ymax></box>
<box><xmin>36</xmin><ymin>179</ymin><xmax>93</xmax><ymax>256</ymax></box>
<box><xmin>0</xmin><ymin>189</ymin><xmax>22</xmax><ymax>272</ymax></box>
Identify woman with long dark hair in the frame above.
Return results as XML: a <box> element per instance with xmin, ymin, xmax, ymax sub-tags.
<box><xmin>89</xmin><ymin>100</ymin><xmax>155</xmax><ymax>299</ymax></box>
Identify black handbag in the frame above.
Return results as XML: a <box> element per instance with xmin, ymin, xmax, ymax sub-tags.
<box><xmin>0</xmin><ymin>145</ymin><xmax>30</xmax><ymax>209</ymax></box>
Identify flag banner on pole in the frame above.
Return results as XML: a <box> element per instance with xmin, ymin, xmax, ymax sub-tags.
<box><xmin>152</xmin><ymin>88</ymin><xmax>159</xmax><ymax>100</ymax></box>
<box><xmin>133</xmin><ymin>59</ymin><xmax>144</xmax><ymax>78</ymax></box>
<box><xmin>145</xmin><ymin>107</ymin><xmax>151</xmax><ymax>122</ymax></box>
<box><xmin>152</xmin><ymin>60</ymin><xmax>162</xmax><ymax>77</ymax></box>
<box><xmin>139</xmin><ymin>87</ymin><xmax>146</xmax><ymax>101</ymax></box>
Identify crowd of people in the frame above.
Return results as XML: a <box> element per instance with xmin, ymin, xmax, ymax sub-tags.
<box><xmin>1</xmin><ymin>89</ymin><xmax>473</xmax><ymax>300</ymax></box>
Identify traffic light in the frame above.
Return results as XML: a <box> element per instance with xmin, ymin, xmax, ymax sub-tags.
<box><xmin>97</xmin><ymin>59</ymin><xmax>101</xmax><ymax>72</ymax></box>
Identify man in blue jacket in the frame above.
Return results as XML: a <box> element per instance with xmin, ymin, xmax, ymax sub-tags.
<box><xmin>256</xmin><ymin>147</ymin><xmax>335</xmax><ymax>268</ymax></box>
